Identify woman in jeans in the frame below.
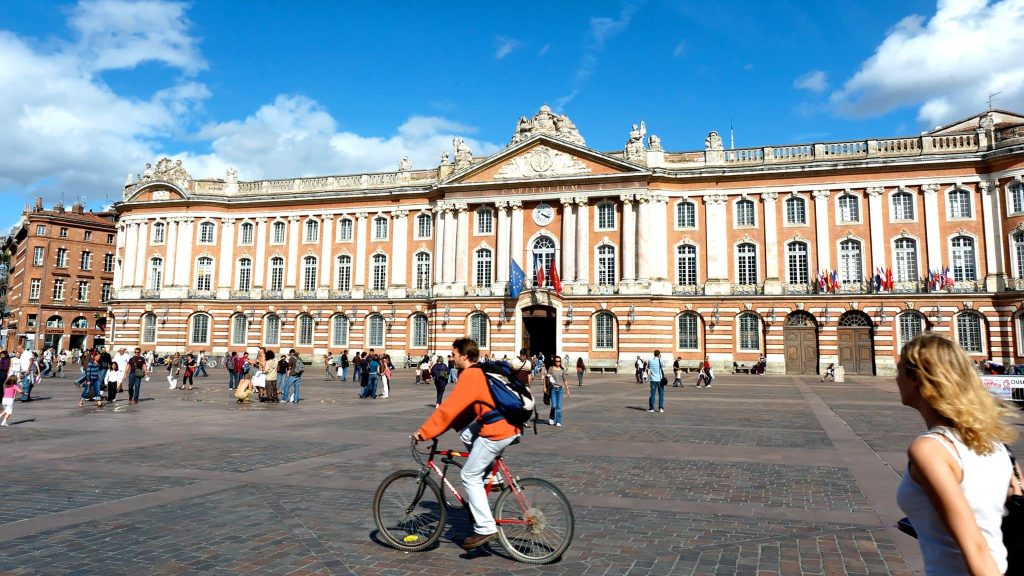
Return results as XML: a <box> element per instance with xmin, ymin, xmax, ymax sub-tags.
<box><xmin>575</xmin><ymin>357</ymin><xmax>585</xmax><ymax>386</ymax></box>
<box><xmin>544</xmin><ymin>356</ymin><xmax>571</xmax><ymax>427</ymax></box>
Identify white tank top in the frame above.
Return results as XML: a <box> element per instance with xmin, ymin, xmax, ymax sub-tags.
<box><xmin>895</xmin><ymin>426</ymin><xmax>1011</xmax><ymax>575</ymax></box>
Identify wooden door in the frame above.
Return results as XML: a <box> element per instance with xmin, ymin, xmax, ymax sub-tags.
<box><xmin>784</xmin><ymin>327</ymin><xmax>818</xmax><ymax>374</ymax></box>
<box><xmin>838</xmin><ymin>327</ymin><xmax>874</xmax><ymax>375</ymax></box>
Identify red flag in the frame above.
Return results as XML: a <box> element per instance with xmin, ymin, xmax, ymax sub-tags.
<box><xmin>884</xmin><ymin>267</ymin><xmax>894</xmax><ymax>291</ymax></box>
<box><xmin>549</xmin><ymin>258</ymin><xmax>562</xmax><ymax>295</ymax></box>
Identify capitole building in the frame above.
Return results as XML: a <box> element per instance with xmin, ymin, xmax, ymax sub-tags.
<box><xmin>108</xmin><ymin>105</ymin><xmax>1024</xmax><ymax>377</ymax></box>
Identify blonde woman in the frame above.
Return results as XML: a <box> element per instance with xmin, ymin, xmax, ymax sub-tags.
<box><xmin>895</xmin><ymin>333</ymin><xmax>1019</xmax><ymax>575</ymax></box>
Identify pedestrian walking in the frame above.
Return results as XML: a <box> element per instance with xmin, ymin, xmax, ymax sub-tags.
<box><xmin>0</xmin><ymin>351</ymin><xmax>9</xmax><ymax>385</ymax></box>
<box><xmin>339</xmin><ymin>350</ymin><xmax>349</xmax><ymax>381</ymax></box>
<box><xmin>15</xmin><ymin>346</ymin><xmax>33</xmax><ymax>401</ymax></box>
<box><xmin>324</xmin><ymin>352</ymin><xmax>336</xmax><ymax>381</ymax></box>
<box><xmin>544</xmin><ymin>356</ymin><xmax>570</xmax><ymax>426</ymax></box>
<box><xmin>126</xmin><ymin>348</ymin><xmax>146</xmax><ymax>404</ymax></box>
<box><xmin>821</xmin><ymin>362</ymin><xmax>835</xmax><ymax>383</ymax></box>
<box><xmin>104</xmin><ymin>360</ymin><xmax>123</xmax><ymax>403</ymax></box>
<box><xmin>1</xmin><ymin>376</ymin><xmax>23</xmax><ymax>426</ymax></box>
<box><xmin>697</xmin><ymin>356</ymin><xmax>713</xmax><ymax>388</ymax></box>
<box><xmin>647</xmin><ymin>350</ymin><xmax>667</xmax><ymax>413</ymax></box>
<box><xmin>575</xmin><ymin>357</ymin><xmax>585</xmax><ymax>386</ymax></box>
<box><xmin>80</xmin><ymin>354</ymin><xmax>101</xmax><ymax>408</ymax></box>
<box><xmin>197</xmin><ymin>350</ymin><xmax>209</xmax><ymax>377</ymax></box>
<box><xmin>167</xmin><ymin>352</ymin><xmax>182</xmax><ymax>389</ymax></box>
<box><xmin>430</xmin><ymin>355</ymin><xmax>449</xmax><ymax>407</ymax></box>
<box><xmin>182</xmin><ymin>353</ymin><xmax>196</xmax><ymax>390</ymax></box>
<box><xmin>283</xmin><ymin>350</ymin><xmax>304</xmax><ymax>403</ymax></box>
<box><xmin>672</xmin><ymin>357</ymin><xmax>683</xmax><ymax>387</ymax></box>
<box><xmin>634</xmin><ymin>356</ymin><xmax>645</xmax><ymax>384</ymax></box>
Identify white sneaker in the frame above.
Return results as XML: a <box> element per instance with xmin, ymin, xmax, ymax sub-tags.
<box><xmin>647</xmin><ymin>409</ymin><xmax>654</xmax><ymax>413</ymax></box>
<box><xmin>659</xmin><ymin>409</ymin><xmax>664</xmax><ymax>413</ymax></box>
<box><xmin>548</xmin><ymin>419</ymin><xmax>555</xmax><ymax>425</ymax></box>
<box><xmin>1</xmin><ymin>422</ymin><xmax>8</xmax><ymax>427</ymax></box>
<box><xmin>555</xmin><ymin>423</ymin><xmax>562</xmax><ymax>427</ymax></box>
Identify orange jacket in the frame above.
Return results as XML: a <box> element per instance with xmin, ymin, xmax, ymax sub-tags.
<box><xmin>416</xmin><ymin>365</ymin><xmax>520</xmax><ymax>441</ymax></box>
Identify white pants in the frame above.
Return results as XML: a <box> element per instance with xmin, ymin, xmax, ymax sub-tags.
<box><xmin>2</xmin><ymin>397</ymin><xmax>13</xmax><ymax>415</ymax></box>
<box><xmin>167</xmin><ymin>374</ymin><xmax>178</xmax><ymax>388</ymax></box>
<box><xmin>459</xmin><ymin>422</ymin><xmax>519</xmax><ymax>535</ymax></box>
<box><xmin>380</xmin><ymin>375</ymin><xmax>389</xmax><ymax>398</ymax></box>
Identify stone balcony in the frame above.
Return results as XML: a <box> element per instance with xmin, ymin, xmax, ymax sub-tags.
<box><xmin>187</xmin><ymin>289</ymin><xmax>215</xmax><ymax>299</ymax></box>
<box><xmin>672</xmin><ymin>284</ymin><xmax>705</xmax><ymax>296</ymax></box>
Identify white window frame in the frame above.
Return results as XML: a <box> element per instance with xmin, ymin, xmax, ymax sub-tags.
<box><xmin>890</xmin><ymin>190</ymin><xmax>916</xmax><ymax>221</ymax></box>
<box><xmin>103</xmin><ymin>253</ymin><xmax>115</xmax><ymax>272</ymax></box>
<box><xmin>77</xmin><ymin>281</ymin><xmax>89</xmax><ymax>302</ymax></box>
<box><xmin>336</xmin><ymin>255</ymin><xmax>352</xmax><ymax>291</ymax></box>
<box><xmin>29</xmin><ymin>279</ymin><xmax>41</xmax><ymax>300</ymax></box>
<box><xmin>531</xmin><ymin>235</ymin><xmax>557</xmax><ymax>288</ymax></box>
<box><xmin>677</xmin><ymin>313</ymin><xmax>700</xmax><ymax>350</ymax></box>
<box><xmin>237</xmin><ymin>258</ymin><xmax>253</xmax><ymax>291</ymax></box>
<box><xmin>735</xmin><ymin>198</ymin><xmax>756</xmax><ymax>228</ymax></box>
<box><xmin>56</xmin><ymin>248</ymin><xmax>68</xmax><ymax>268</ymax></box>
<box><xmin>893</xmin><ymin>237</ymin><xmax>920</xmax><ymax>283</ymax></box>
<box><xmin>331</xmin><ymin>314</ymin><xmax>349</xmax><ymax>347</ymax></box>
<box><xmin>837</xmin><ymin>194</ymin><xmax>861</xmax><ymax>223</ymax></box>
<box><xmin>198</xmin><ymin>221</ymin><xmax>216</xmax><ymax>244</ymax></box>
<box><xmin>304</xmin><ymin>219</ymin><xmax>320</xmax><ymax>243</ymax></box>
<box><xmin>784</xmin><ymin>196</ymin><xmax>807</xmax><ymax>226</ymax></box>
<box><xmin>474</xmin><ymin>247</ymin><xmax>493</xmax><ymax>287</ymax></box>
<box><xmin>337</xmin><ymin>218</ymin><xmax>354</xmax><ymax>242</ymax></box>
<box><xmin>101</xmin><ymin>283</ymin><xmax>111</xmax><ymax>302</ymax></box>
<box><xmin>594</xmin><ymin>312</ymin><xmax>615</xmax><ymax>349</ymax></box>
<box><xmin>195</xmin><ymin>257</ymin><xmax>214</xmax><ymax>291</ymax></box>
<box><xmin>897</xmin><ymin>312</ymin><xmax>925</xmax><ymax>350</ymax></box>
<box><xmin>367</xmin><ymin>314</ymin><xmax>385</xmax><ymax>348</ymax></box>
<box><xmin>190</xmin><ymin>314</ymin><xmax>211</xmax><ymax>345</ymax></box>
<box><xmin>372</xmin><ymin>216</ymin><xmax>389</xmax><ymax>241</ymax></box>
<box><xmin>413</xmin><ymin>252</ymin><xmax>431</xmax><ymax>290</ymax></box>
<box><xmin>675</xmin><ymin>244</ymin><xmax>698</xmax><ymax>286</ymax></box>
<box><xmin>949</xmin><ymin>234</ymin><xmax>978</xmax><ymax>282</ymax></box>
<box><xmin>33</xmin><ymin>246</ymin><xmax>44</xmax><ymax>266</ymax></box>
<box><xmin>80</xmin><ymin>251</ymin><xmax>92</xmax><ymax>271</ymax></box>
<box><xmin>271</xmin><ymin>221</ymin><xmax>287</xmax><ymax>244</ymax></box>
<box><xmin>469</xmin><ymin>313</ymin><xmax>488</xmax><ymax>347</ymax></box>
<box><xmin>1008</xmin><ymin>182</ymin><xmax>1024</xmax><ymax>216</ymax></box>
<box><xmin>786</xmin><ymin>241</ymin><xmax>809</xmax><ymax>284</ymax></box>
<box><xmin>475</xmin><ymin>208</ymin><xmax>494</xmax><ymax>235</ymax></box>
<box><xmin>239</xmin><ymin>222</ymin><xmax>254</xmax><ymax>245</ymax></box>
<box><xmin>596</xmin><ymin>202</ymin><xmax>616</xmax><ymax>231</ymax></box>
<box><xmin>151</xmin><ymin>222</ymin><xmax>166</xmax><ymax>245</ymax></box>
<box><xmin>414</xmin><ymin>213</ymin><xmax>432</xmax><ymax>240</ymax></box>
<box><xmin>149</xmin><ymin>257</ymin><xmax>164</xmax><ymax>290</ymax></box>
<box><xmin>302</xmin><ymin>256</ymin><xmax>318</xmax><ymax>291</ymax></box>
<box><xmin>53</xmin><ymin>278</ymin><xmax>65</xmax><ymax>301</ymax></box>
<box><xmin>141</xmin><ymin>313</ymin><xmax>158</xmax><ymax>344</ymax></box>
<box><xmin>737</xmin><ymin>313</ymin><xmax>761</xmax><ymax>351</ymax></box>
<box><xmin>264</xmin><ymin>315</ymin><xmax>280</xmax><ymax>346</ymax></box>
<box><xmin>955</xmin><ymin>312</ymin><xmax>984</xmax><ymax>354</ymax></box>
<box><xmin>231</xmin><ymin>314</ymin><xmax>248</xmax><ymax>346</ymax></box>
<box><xmin>372</xmin><ymin>253</ymin><xmax>388</xmax><ymax>290</ymax></box>
<box><xmin>1012</xmin><ymin>230</ymin><xmax>1024</xmax><ymax>280</ymax></box>
<box><xmin>735</xmin><ymin>243</ymin><xmax>758</xmax><ymax>285</ymax></box>
<box><xmin>947</xmin><ymin>187</ymin><xmax>974</xmax><ymax>220</ymax></box>
<box><xmin>675</xmin><ymin>200</ymin><xmax>697</xmax><ymax>229</ymax></box>
<box><xmin>297</xmin><ymin>315</ymin><xmax>314</xmax><ymax>346</ymax></box>
<box><xmin>838</xmin><ymin>238</ymin><xmax>864</xmax><ymax>283</ymax></box>
<box><xmin>411</xmin><ymin>314</ymin><xmax>428</xmax><ymax>348</ymax></box>
<box><xmin>1017</xmin><ymin>313</ymin><xmax>1024</xmax><ymax>356</ymax></box>
<box><xmin>596</xmin><ymin>244</ymin><xmax>616</xmax><ymax>286</ymax></box>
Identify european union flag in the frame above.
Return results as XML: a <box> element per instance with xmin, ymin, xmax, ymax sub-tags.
<box><xmin>509</xmin><ymin>259</ymin><xmax>526</xmax><ymax>299</ymax></box>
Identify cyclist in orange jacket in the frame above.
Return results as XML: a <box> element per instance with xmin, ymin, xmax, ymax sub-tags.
<box><xmin>413</xmin><ymin>337</ymin><xmax>521</xmax><ymax>551</ymax></box>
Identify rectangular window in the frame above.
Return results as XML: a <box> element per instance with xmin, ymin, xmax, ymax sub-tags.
<box><xmin>373</xmin><ymin>217</ymin><xmax>388</xmax><ymax>240</ymax></box>
<box><xmin>337</xmin><ymin>219</ymin><xmax>353</xmax><ymax>241</ymax></box>
<box><xmin>950</xmin><ymin>191</ymin><xmax>972</xmax><ymax>219</ymax></box>
<box><xmin>678</xmin><ymin>315</ymin><xmax>698</xmax><ymax>350</ymax></box>
<box><xmin>107</xmin><ymin>233</ymin><xmax>114</xmax><ymax>244</ymax></box>
<box><xmin>736</xmin><ymin>200</ymin><xmax>755</xmax><ymax>227</ymax></box>
<box><xmin>240</xmin><ymin>224</ymin><xmax>254</xmax><ymax>244</ymax></box>
<box><xmin>33</xmin><ymin>247</ymin><xmax>44</xmax><ymax>266</ymax></box>
<box><xmin>53</xmin><ymin>278</ymin><xmax>65</xmax><ymax>301</ymax></box>
<box><xmin>332</xmin><ymin>317</ymin><xmax>348</xmax><ymax>347</ymax></box>
<box><xmin>270</xmin><ymin>261</ymin><xmax>284</xmax><ymax>291</ymax></box>
<box><xmin>956</xmin><ymin>314</ymin><xmax>982</xmax><ymax>353</ymax></box>
<box><xmin>272</xmin><ymin>222</ymin><xmax>287</xmax><ymax>244</ymax></box>
<box><xmin>597</xmin><ymin>203</ymin><xmax>615</xmax><ymax>230</ymax></box>
<box><xmin>84</xmin><ymin>231</ymin><xmax>92</xmax><ymax>241</ymax></box>
<box><xmin>101</xmin><ymin>283</ymin><xmax>111</xmax><ymax>302</ymax></box>
<box><xmin>372</xmin><ymin>256</ymin><xmax>388</xmax><ymax>290</ymax></box>
<box><xmin>36</xmin><ymin>225</ymin><xmax>46</xmax><ymax>236</ymax></box>
<box><xmin>59</xmin><ymin>227</ymin><xmax>67</xmax><ymax>238</ymax></box>
<box><xmin>298</xmin><ymin>316</ymin><xmax>314</xmax><ymax>346</ymax></box>
<box><xmin>29</xmin><ymin>279</ymin><xmax>41</xmax><ymax>300</ymax></box>
<box><xmin>838</xmin><ymin>196</ymin><xmax>860</xmax><ymax>222</ymax></box>
<box><xmin>476</xmin><ymin>209</ymin><xmax>493</xmax><ymax>234</ymax></box>
<box><xmin>336</xmin><ymin>258</ymin><xmax>352</xmax><ymax>291</ymax></box>
<box><xmin>103</xmin><ymin>254</ymin><xmax>115</xmax><ymax>272</ymax></box>
<box><xmin>191</xmin><ymin>315</ymin><xmax>209</xmax><ymax>344</ymax></box>
<box><xmin>737</xmin><ymin>246</ymin><xmax>757</xmax><ymax>285</ymax></box>
<box><xmin>785</xmin><ymin>198</ymin><xmax>806</xmax><ymax>225</ymax></box>
<box><xmin>77</xmin><ymin>281</ymin><xmax>89</xmax><ymax>302</ymax></box>
<box><xmin>415</xmin><ymin>215</ymin><xmax>432</xmax><ymax>239</ymax></box>
<box><xmin>894</xmin><ymin>239</ymin><xmax>918</xmax><ymax>283</ymax></box>
<box><xmin>56</xmin><ymin>249</ymin><xmax>68</xmax><ymax>268</ymax></box>
<box><xmin>738</xmin><ymin>315</ymin><xmax>760</xmax><ymax>350</ymax></box>
<box><xmin>264</xmin><ymin>316</ymin><xmax>280</xmax><ymax>346</ymax></box>
<box><xmin>597</xmin><ymin>247</ymin><xmax>616</xmax><ymax>285</ymax></box>
<box><xmin>787</xmin><ymin>244</ymin><xmax>809</xmax><ymax>284</ymax></box>
<box><xmin>80</xmin><ymin>251</ymin><xmax>92</xmax><ymax>270</ymax></box>
<box><xmin>676</xmin><ymin>246</ymin><xmax>697</xmax><ymax>285</ymax></box>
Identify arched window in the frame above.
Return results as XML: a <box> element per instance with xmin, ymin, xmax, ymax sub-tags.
<box><xmin>269</xmin><ymin>256</ymin><xmax>285</xmax><ymax>291</ymax></box>
<box><xmin>198</xmin><ymin>221</ymin><xmax>215</xmax><ymax>243</ymax></box>
<box><xmin>297</xmin><ymin>314</ymin><xmax>314</xmax><ymax>346</ymax></box>
<box><xmin>195</xmin><ymin>257</ymin><xmax>213</xmax><ymax>290</ymax></box>
<box><xmin>839</xmin><ymin>239</ymin><xmax>863</xmax><ymax>283</ymax></box>
<box><xmin>336</xmin><ymin>255</ymin><xmax>352</xmax><ymax>291</ymax></box>
<box><xmin>271</xmin><ymin>221</ymin><xmax>287</xmax><ymax>244</ymax></box>
<box><xmin>951</xmin><ymin>236</ymin><xmax>977</xmax><ymax>281</ymax></box>
<box><xmin>475</xmin><ymin>248</ymin><xmax>492</xmax><ymax>287</ymax></box>
<box><xmin>596</xmin><ymin>202</ymin><xmax>615</xmax><ymax>230</ymax></box>
<box><xmin>71</xmin><ymin>316</ymin><xmax>88</xmax><ymax>329</ymax></box>
<box><xmin>414</xmin><ymin>252</ymin><xmax>431</xmax><ymax>290</ymax></box>
<box><xmin>532</xmin><ymin>236</ymin><xmax>556</xmax><ymax>287</ymax></box>
<box><xmin>43</xmin><ymin>315</ymin><xmax>62</xmax><ymax>329</ymax></box>
<box><xmin>151</xmin><ymin>222</ymin><xmax>166</xmax><ymax>244</ymax></box>
<box><xmin>470</xmin><ymin>313</ymin><xmax>488</xmax><ymax>347</ymax></box>
<box><xmin>838</xmin><ymin>195</ymin><xmax>860</xmax><ymax>222</ymax></box>
<box><xmin>476</xmin><ymin>208</ymin><xmax>493</xmax><ymax>234</ymax></box>
<box><xmin>1014</xmin><ymin>231</ymin><xmax>1024</xmax><ymax>279</ymax></box>
<box><xmin>785</xmin><ymin>197</ymin><xmax>806</xmax><ymax>225</ymax></box>
<box><xmin>302</xmin><ymin>256</ymin><xmax>318</xmax><ymax>291</ymax></box>
<box><xmin>337</xmin><ymin>218</ymin><xmax>353</xmax><ymax>241</ymax></box>
<box><xmin>1011</xmin><ymin>183</ymin><xmax>1024</xmax><ymax>215</ymax></box>
<box><xmin>304</xmin><ymin>219</ymin><xmax>319</xmax><ymax>242</ymax></box>
<box><xmin>894</xmin><ymin>238</ymin><xmax>918</xmax><ymax>283</ymax></box>
<box><xmin>331</xmin><ymin>314</ymin><xmax>349</xmax><ymax>347</ymax></box>
<box><xmin>373</xmin><ymin>216</ymin><xmax>388</xmax><ymax>240</ymax></box>
<box><xmin>190</xmin><ymin>313</ymin><xmax>210</xmax><ymax>345</ymax></box>
<box><xmin>676</xmin><ymin>244</ymin><xmax>697</xmax><ymax>285</ymax></box>
<box><xmin>737</xmin><ymin>312</ymin><xmax>760</xmax><ymax>351</ymax></box>
<box><xmin>148</xmin><ymin>257</ymin><xmax>163</xmax><ymax>290</ymax></box>
<box><xmin>1018</xmin><ymin>313</ymin><xmax>1024</xmax><ymax>356</ymax></box>
<box><xmin>955</xmin><ymin>312</ymin><xmax>983</xmax><ymax>353</ymax></box>
<box><xmin>735</xmin><ymin>198</ymin><xmax>755</xmax><ymax>227</ymax></box>
<box><xmin>736</xmin><ymin>243</ymin><xmax>757</xmax><ymax>285</ymax></box>
<box><xmin>415</xmin><ymin>213</ymin><xmax>432</xmax><ymax>239</ymax></box>
<box><xmin>597</xmin><ymin>245</ymin><xmax>616</xmax><ymax>285</ymax></box>
<box><xmin>237</xmin><ymin>258</ymin><xmax>252</xmax><ymax>291</ymax></box>
<box><xmin>892</xmin><ymin>191</ymin><xmax>914</xmax><ymax>220</ymax></box>
<box><xmin>677</xmin><ymin>313</ymin><xmax>699</xmax><ymax>350</ymax></box>
<box><xmin>949</xmin><ymin>188</ymin><xmax>972</xmax><ymax>219</ymax></box>
<box><xmin>231</xmin><ymin>314</ymin><xmax>248</xmax><ymax>346</ymax></box>
<box><xmin>372</xmin><ymin>254</ymin><xmax>388</xmax><ymax>290</ymax></box>
<box><xmin>240</xmin><ymin>222</ymin><xmax>254</xmax><ymax>244</ymax></box>
<box><xmin>367</xmin><ymin>314</ymin><xmax>385</xmax><ymax>347</ymax></box>
<box><xmin>141</xmin><ymin>313</ymin><xmax>157</xmax><ymax>344</ymax></box>
<box><xmin>594</xmin><ymin>312</ymin><xmax>615</xmax><ymax>349</ymax></box>
<box><xmin>264</xmin><ymin>314</ymin><xmax>280</xmax><ymax>346</ymax></box>
<box><xmin>786</xmin><ymin>242</ymin><xmax>808</xmax><ymax>284</ymax></box>
<box><xmin>675</xmin><ymin>201</ymin><xmax>696</xmax><ymax>228</ymax></box>
<box><xmin>897</xmin><ymin>312</ymin><xmax>925</xmax><ymax>350</ymax></box>
<box><xmin>411</xmin><ymin>314</ymin><xmax>428</xmax><ymax>348</ymax></box>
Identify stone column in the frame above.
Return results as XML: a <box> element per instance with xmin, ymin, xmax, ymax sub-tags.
<box><xmin>867</xmin><ymin>187</ymin><xmax>885</xmax><ymax>274</ymax></box>
<box><xmin>217</xmin><ymin>218</ymin><xmax>235</xmax><ymax>289</ymax></box>
<box><xmin>113</xmin><ymin>223</ymin><xmax>126</xmax><ymax>289</ymax></box>
<box><xmin>922</xmin><ymin>184</ymin><xmax>941</xmax><ymax>272</ymax></box>
<box><xmin>454</xmin><ymin>202</ymin><xmax>470</xmax><ymax>291</ymax></box>
<box><xmin>254</xmin><ymin>217</ymin><xmax>267</xmax><ymax>288</ymax></box>
<box><xmin>559</xmin><ymin>196</ymin><xmax>576</xmax><ymax>284</ymax></box>
<box><xmin>163</xmin><ymin>219</ymin><xmax>178</xmax><ymax>286</ymax></box>
<box><xmin>286</xmin><ymin>216</ymin><xmax>300</xmax><ymax>288</ymax></box>
<box><xmin>703</xmin><ymin>194</ymin><xmax>729</xmax><ymax>295</ymax></box>
<box><xmin>574</xmin><ymin>197</ymin><xmax>589</xmax><ymax>285</ymax></box>
<box><xmin>762</xmin><ymin>192</ymin><xmax>781</xmax><ymax>294</ymax></box>
<box><xmin>442</xmin><ymin>205</ymin><xmax>458</xmax><ymax>284</ymax></box>
<box><xmin>122</xmin><ymin>222</ymin><xmax>138</xmax><ymax>287</ymax></box>
<box><xmin>649</xmin><ymin>194</ymin><xmax>670</xmax><ymax>285</ymax></box>
<box><xmin>495</xmin><ymin>202</ymin><xmax>510</xmax><ymax>291</ymax></box>
<box><xmin>620</xmin><ymin>194</ymin><xmax>636</xmax><ymax>282</ymax></box>
<box><xmin>433</xmin><ymin>203</ymin><xmax>446</xmax><ymax>285</ymax></box>
<box><xmin>391</xmin><ymin>210</ymin><xmax>409</xmax><ymax>295</ymax></box>
<box><xmin>134</xmin><ymin>221</ymin><xmax>148</xmax><ymax>288</ymax></box>
<box><xmin>510</xmin><ymin>201</ymin><xmax>525</xmax><ymax>274</ymax></box>
<box><xmin>635</xmin><ymin>192</ymin><xmax>653</xmax><ymax>281</ymax></box>
<box><xmin>174</xmin><ymin>218</ymin><xmax>194</xmax><ymax>289</ymax></box>
<box><xmin>354</xmin><ymin>212</ymin><xmax>368</xmax><ymax>288</ymax></box>
<box><xmin>812</xmin><ymin>190</ymin><xmax>832</xmax><ymax>272</ymax></box>
<box><xmin>980</xmin><ymin>179</ymin><xmax>1005</xmax><ymax>291</ymax></box>
<box><xmin>320</xmin><ymin>215</ymin><xmax>334</xmax><ymax>288</ymax></box>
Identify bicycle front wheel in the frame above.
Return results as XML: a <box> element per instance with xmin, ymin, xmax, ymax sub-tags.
<box><xmin>494</xmin><ymin>477</ymin><xmax>574</xmax><ymax>564</ymax></box>
<box><xmin>206</xmin><ymin>360</ymin><xmax>217</xmax><ymax>368</ymax></box>
<box><xmin>373</xmin><ymin>470</ymin><xmax>446</xmax><ymax>552</ymax></box>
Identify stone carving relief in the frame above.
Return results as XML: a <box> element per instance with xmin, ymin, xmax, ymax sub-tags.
<box><xmin>510</xmin><ymin>105</ymin><xmax>586</xmax><ymax>146</ymax></box>
<box><xmin>705</xmin><ymin>131</ymin><xmax>723</xmax><ymax>151</ymax></box>
<box><xmin>494</xmin><ymin>146</ymin><xmax>592</xmax><ymax>179</ymax></box>
<box><xmin>624</xmin><ymin>121</ymin><xmax>647</xmax><ymax>165</ymax></box>
<box><xmin>138</xmin><ymin>157</ymin><xmax>192</xmax><ymax>186</ymax></box>
<box><xmin>453</xmin><ymin>137</ymin><xmax>473</xmax><ymax>171</ymax></box>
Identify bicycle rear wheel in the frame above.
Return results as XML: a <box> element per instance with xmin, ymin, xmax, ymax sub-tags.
<box><xmin>494</xmin><ymin>477</ymin><xmax>574</xmax><ymax>564</ymax></box>
<box><xmin>373</xmin><ymin>470</ymin><xmax>446</xmax><ymax>552</ymax></box>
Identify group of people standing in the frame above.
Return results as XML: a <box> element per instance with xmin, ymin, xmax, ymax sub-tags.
<box><xmin>224</xmin><ymin>348</ymin><xmax>305</xmax><ymax>403</ymax></box>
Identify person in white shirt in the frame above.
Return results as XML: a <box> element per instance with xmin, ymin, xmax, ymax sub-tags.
<box><xmin>112</xmin><ymin>347</ymin><xmax>130</xmax><ymax>392</ymax></box>
<box><xmin>16</xmin><ymin>346</ymin><xmax>33</xmax><ymax>400</ymax></box>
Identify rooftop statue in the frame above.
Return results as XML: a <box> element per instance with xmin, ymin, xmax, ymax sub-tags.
<box><xmin>137</xmin><ymin>157</ymin><xmax>192</xmax><ymax>186</ymax></box>
<box><xmin>453</xmin><ymin>137</ymin><xmax>473</xmax><ymax>171</ymax></box>
<box><xmin>510</xmin><ymin>105</ymin><xmax>585</xmax><ymax>146</ymax></box>
<box><xmin>398</xmin><ymin>156</ymin><xmax>412</xmax><ymax>171</ymax></box>
<box><xmin>705</xmin><ymin>130</ymin><xmax>723</xmax><ymax>151</ymax></box>
<box><xmin>648</xmin><ymin>134</ymin><xmax>663</xmax><ymax>152</ymax></box>
<box><xmin>624</xmin><ymin>121</ymin><xmax>648</xmax><ymax>165</ymax></box>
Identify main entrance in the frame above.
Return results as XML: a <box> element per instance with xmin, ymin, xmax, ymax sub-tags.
<box><xmin>522</xmin><ymin>305</ymin><xmax>556</xmax><ymax>360</ymax></box>
<box><xmin>784</xmin><ymin>311</ymin><xmax>819</xmax><ymax>374</ymax></box>
<box><xmin>838</xmin><ymin>311</ymin><xmax>874</xmax><ymax>375</ymax></box>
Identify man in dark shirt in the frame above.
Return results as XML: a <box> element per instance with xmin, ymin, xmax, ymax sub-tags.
<box><xmin>126</xmin><ymin>348</ymin><xmax>147</xmax><ymax>404</ymax></box>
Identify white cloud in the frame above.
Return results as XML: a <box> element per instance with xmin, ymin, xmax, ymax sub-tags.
<box><xmin>794</xmin><ymin>70</ymin><xmax>828</xmax><ymax>93</ymax></box>
<box><xmin>673</xmin><ymin>41</ymin><xmax>686</xmax><ymax>58</ymax></box>
<box><xmin>831</xmin><ymin>0</ymin><xmax>1024</xmax><ymax>126</ymax></box>
<box><xmin>556</xmin><ymin>1</ymin><xmax>642</xmax><ymax>108</ymax></box>
<box><xmin>538</xmin><ymin>43</ymin><xmax>550</xmax><ymax>56</ymax></box>
<box><xmin>494</xmin><ymin>35</ymin><xmax>521</xmax><ymax>60</ymax></box>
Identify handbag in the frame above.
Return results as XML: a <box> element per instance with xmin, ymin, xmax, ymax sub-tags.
<box><xmin>658</xmin><ymin>359</ymin><xmax>667</xmax><ymax>387</ymax></box>
<box><xmin>1005</xmin><ymin>447</ymin><xmax>1024</xmax><ymax>575</ymax></box>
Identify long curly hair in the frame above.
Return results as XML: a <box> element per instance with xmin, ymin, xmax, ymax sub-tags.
<box><xmin>901</xmin><ymin>333</ymin><xmax>1017</xmax><ymax>454</ymax></box>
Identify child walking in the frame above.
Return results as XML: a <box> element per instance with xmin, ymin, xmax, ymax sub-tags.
<box><xmin>2</xmin><ymin>376</ymin><xmax>23</xmax><ymax>426</ymax></box>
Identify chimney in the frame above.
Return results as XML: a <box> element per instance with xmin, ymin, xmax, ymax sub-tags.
<box><xmin>33</xmin><ymin>197</ymin><xmax>43</xmax><ymax>212</ymax></box>
<box><xmin>71</xmin><ymin>202</ymin><xmax>84</xmax><ymax>214</ymax></box>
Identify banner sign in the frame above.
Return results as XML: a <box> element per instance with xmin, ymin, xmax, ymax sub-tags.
<box><xmin>981</xmin><ymin>375</ymin><xmax>1024</xmax><ymax>402</ymax></box>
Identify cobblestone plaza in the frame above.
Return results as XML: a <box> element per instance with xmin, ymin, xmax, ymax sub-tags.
<box><xmin>3</xmin><ymin>370</ymin><xmax>1010</xmax><ymax>574</ymax></box>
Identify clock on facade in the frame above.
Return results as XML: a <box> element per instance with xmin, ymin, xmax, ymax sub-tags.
<box><xmin>533</xmin><ymin>203</ymin><xmax>555</xmax><ymax>226</ymax></box>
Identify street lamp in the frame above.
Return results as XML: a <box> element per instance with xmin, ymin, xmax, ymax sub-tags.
<box><xmin>443</xmin><ymin>303</ymin><xmax>451</xmax><ymax>325</ymax></box>
<box><xmin>627</xmin><ymin>303</ymin><xmax>635</xmax><ymax>325</ymax></box>
<box><xmin>564</xmin><ymin>304</ymin><xmax>573</xmax><ymax>326</ymax></box>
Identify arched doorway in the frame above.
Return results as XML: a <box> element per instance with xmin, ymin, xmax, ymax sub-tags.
<box><xmin>838</xmin><ymin>311</ymin><xmax>874</xmax><ymax>375</ymax></box>
<box><xmin>522</xmin><ymin>305</ymin><xmax>556</xmax><ymax>359</ymax></box>
<box><xmin>784</xmin><ymin>311</ymin><xmax>818</xmax><ymax>374</ymax></box>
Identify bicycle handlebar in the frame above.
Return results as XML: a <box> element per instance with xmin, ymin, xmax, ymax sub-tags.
<box><xmin>410</xmin><ymin>436</ymin><xmax>438</xmax><ymax>466</ymax></box>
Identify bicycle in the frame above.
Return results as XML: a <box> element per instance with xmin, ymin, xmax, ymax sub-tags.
<box><xmin>373</xmin><ymin>437</ymin><xmax>574</xmax><ymax>564</ymax></box>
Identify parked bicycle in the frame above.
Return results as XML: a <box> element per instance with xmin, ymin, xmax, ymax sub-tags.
<box><xmin>373</xmin><ymin>437</ymin><xmax>574</xmax><ymax>564</ymax></box>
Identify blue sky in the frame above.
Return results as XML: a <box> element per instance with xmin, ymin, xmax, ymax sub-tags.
<box><xmin>1</xmin><ymin>0</ymin><xmax>1022</xmax><ymax>231</ymax></box>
